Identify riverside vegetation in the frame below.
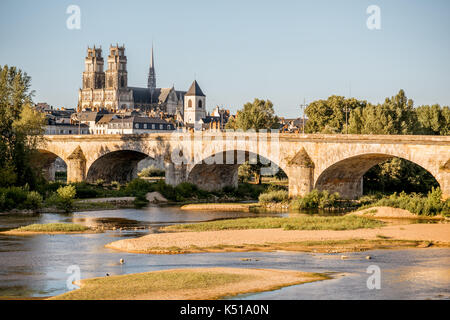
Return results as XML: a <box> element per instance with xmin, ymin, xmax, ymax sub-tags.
<box><xmin>257</xmin><ymin>187</ymin><xmax>450</xmax><ymax>216</ymax></box>
<box><xmin>2</xmin><ymin>178</ymin><xmax>449</xmax><ymax>216</ymax></box>
<box><xmin>0</xmin><ymin>178</ymin><xmax>272</xmax><ymax>214</ymax></box>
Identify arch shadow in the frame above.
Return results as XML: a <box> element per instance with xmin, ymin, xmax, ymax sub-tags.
<box><xmin>315</xmin><ymin>153</ymin><xmax>441</xmax><ymax>199</ymax></box>
<box><xmin>187</xmin><ymin>150</ymin><xmax>287</xmax><ymax>191</ymax></box>
<box><xmin>86</xmin><ymin>150</ymin><xmax>150</xmax><ymax>183</ymax></box>
<box><xmin>35</xmin><ymin>149</ymin><xmax>67</xmax><ymax>182</ymax></box>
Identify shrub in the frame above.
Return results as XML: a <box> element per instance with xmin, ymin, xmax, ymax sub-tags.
<box><xmin>175</xmin><ymin>183</ymin><xmax>199</xmax><ymax>199</ymax></box>
<box><xmin>95</xmin><ymin>179</ymin><xmax>105</xmax><ymax>186</ymax></box>
<box><xmin>360</xmin><ymin>187</ymin><xmax>449</xmax><ymax>216</ymax></box>
<box><xmin>235</xmin><ymin>183</ymin><xmax>268</xmax><ymax>199</ymax></box>
<box><xmin>54</xmin><ymin>185</ymin><xmax>77</xmax><ymax>212</ymax></box>
<box><xmin>138</xmin><ymin>165</ymin><xmax>165</xmax><ymax>177</ymax></box>
<box><xmin>124</xmin><ymin>179</ymin><xmax>154</xmax><ymax>196</ymax></box>
<box><xmin>290</xmin><ymin>189</ymin><xmax>341</xmax><ymax>210</ymax></box>
<box><xmin>24</xmin><ymin>191</ymin><xmax>43</xmax><ymax>209</ymax></box>
<box><xmin>0</xmin><ymin>187</ymin><xmax>28</xmax><ymax>211</ymax></box>
<box><xmin>258</xmin><ymin>190</ymin><xmax>289</xmax><ymax>203</ymax></box>
<box><xmin>111</xmin><ymin>181</ymin><xmax>120</xmax><ymax>190</ymax></box>
<box><xmin>72</xmin><ymin>182</ymin><xmax>99</xmax><ymax>199</ymax></box>
<box><xmin>152</xmin><ymin>180</ymin><xmax>176</xmax><ymax>200</ymax></box>
<box><xmin>133</xmin><ymin>192</ymin><xmax>149</xmax><ymax>208</ymax></box>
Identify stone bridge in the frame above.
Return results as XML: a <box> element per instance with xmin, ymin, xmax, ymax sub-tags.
<box><xmin>38</xmin><ymin>132</ymin><xmax>450</xmax><ymax>199</ymax></box>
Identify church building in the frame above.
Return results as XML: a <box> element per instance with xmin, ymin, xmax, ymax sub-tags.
<box><xmin>77</xmin><ymin>45</ymin><xmax>193</xmax><ymax>116</ymax></box>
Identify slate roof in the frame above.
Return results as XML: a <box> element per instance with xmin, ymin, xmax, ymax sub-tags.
<box><xmin>109</xmin><ymin>116</ymin><xmax>168</xmax><ymax>124</ymax></box>
<box><xmin>185</xmin><ymin>80</ymin><xmax>205</xmax><ymax>97</ymax></box>
<box><xmin>130</xmin><ymin>87</ymin><xmax>178</xmax><ymax>104</ymax></box>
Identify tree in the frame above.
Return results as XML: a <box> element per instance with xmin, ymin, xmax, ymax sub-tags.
<box><xmin>226</xmin><ymin>98</ymin><xmax>280</xmax><ymax>184</ymax></box>
<box><xmin>226</xmin><ymin>98</ymin><xmax>279</xmax><ymax>131</ymax></box>
<box><xmin>416</xmin><ymin>104</ymin><xmax>449</xmax><ymax>135</ymax></box>
<box><xmin>305</xmin><ymin>96</ymin><xmax>366</xmax><ymax>134</ymax></box>
<box><xmin>0</xmin><ymin>65</ymin><xmax>45</xmax><ymax>188</ymax></box>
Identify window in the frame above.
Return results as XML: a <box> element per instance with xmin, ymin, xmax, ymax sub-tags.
<box><xmin>152</xmin><ymin>124</ymin><xmax>155</xmax><ymax>129</ymax></box>
<box><xmin>143</xmin><ymin>124</ymin><xmax>147</xmax><ymax>129</ymax></box>
<box><xmin>188</xmin><ymin>99</ymin><xmax>192</xmax><ymax>108</ymax></box>
<box><xmin>159</xmin><ymin>124</ymin><xmax>163</xmax><ymax>130</ymax></box>
<box><xmin>135</xmin><ymin>123</ymin><xmax>139</xmax><ymax>129</ymax></box>
<box><xmin>198</xmin><ymin>100</ymin><xmax>202</xmax><ymax>108</ymax></box>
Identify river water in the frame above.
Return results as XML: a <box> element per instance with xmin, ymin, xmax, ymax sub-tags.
<box><xmin>0</xmin><ymin>207</ymin><xmax>448</xmax><ymax>299</ymax></box>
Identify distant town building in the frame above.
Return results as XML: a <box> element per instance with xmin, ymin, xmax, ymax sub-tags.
<box><xmin>69</xmin><ymin>110</ymin><xmax>174</xmax><ymax>134</ymax></box>
<box><xmin>45</xmin><ymin>123</ymin><xmax>89</xmax><ymax>135</ymax></box>
<box><xmin>279</xmin><ymin>117</ymin><xmax>308</xmax><ymax>133</ymax></box>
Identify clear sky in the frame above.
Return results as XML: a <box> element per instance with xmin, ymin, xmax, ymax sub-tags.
<box><xmin>1</xmin><ymin>0</ymin><xmax>449</xmax><ymax>117</ymax></box>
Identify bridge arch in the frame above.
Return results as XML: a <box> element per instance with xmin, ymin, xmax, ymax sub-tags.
<box><xmin>86</xmin><ymin>149</ymin><xmax>151</xmax><ymax>183</ymax></box>
<box><xmin>35</xmin><ymin>149</ymin><xmax>68</xmax><ymax>182</ymax></box>
<box><xmin>185</xmin><ymin>149</ymin><xmax>288</xmax><ymax>191</ymax></box>
<box><xmin>315</xmin><ymin>153</ymin><xmax>442</xmax><ymax>199</ymax></box>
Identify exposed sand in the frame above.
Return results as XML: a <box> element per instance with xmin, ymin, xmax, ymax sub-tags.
<box><xmin>50</xmin><ymin>267</ymin><xmax>327</xmax><ymax>300</ymax></box>
<box><xmin>106</xmin><ymin>223</ymin><xmax>450</xmax><ymax>254</ymax></box>
<box><xmin>351</xmin><ymin>206</ymin><xmax>446</xmax><ymax>219</ymax></box>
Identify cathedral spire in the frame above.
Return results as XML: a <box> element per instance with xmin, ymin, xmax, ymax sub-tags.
<box><xmin>148</xmin><ymin>44</ymin><xmax>156</xmax><ymax>90</ymax></box>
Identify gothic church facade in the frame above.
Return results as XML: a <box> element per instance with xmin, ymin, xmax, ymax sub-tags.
<box><xmin>78</xmin><ymin>45</ymin><xmax>200</xmax><ymax>118</ymax></box>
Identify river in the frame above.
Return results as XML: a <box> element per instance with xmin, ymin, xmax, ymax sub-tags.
<box><xmin>0</xmin><ymin>206</ymin><xmax>448</xmax><ymax>299</ymax></box>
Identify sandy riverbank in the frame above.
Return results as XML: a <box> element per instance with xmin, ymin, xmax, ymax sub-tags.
<box><xmin>106</xmin><ymin>223</ymin><xmax>450</xmax><ymax>254</ymax></box>
<box><xmin>50</xmin><ymin>267</ymin><xmax>328</xmax><ymax>300</ymax></box>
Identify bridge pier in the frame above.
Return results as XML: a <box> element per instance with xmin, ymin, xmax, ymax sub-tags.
<box><xmin>67</xmin><ymin>146</ymin><xmax>86</xmax><ymax>183</ymax></box>
<box><xmin>287</xmin><ymin>166</ymin><xmax>314</xmax><ymax>198</ymax></box>
<box><xmin>165</xmin><ymin>162</ymin><xmax>188</xmax><ymax>186</ymax></box>
<box><xmin>42</xmin><ymin>162</ymin><xmax>56</xmax><ymax>182</ymax></box>
<box><xmin>439</xmin><ymin>170</ymin><xmax>450</xmax><ymax>200</ymax></box>
<box><xmin>287</xmin><ymin>147</ymin><xmax>315</xmax><ymax>198</ymax></box>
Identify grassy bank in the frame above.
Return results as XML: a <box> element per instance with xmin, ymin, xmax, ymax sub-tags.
<box><xmin>50</xmin><ymin>268</ymin><xmax>329</xmax><ymax>300</ymax></box>
<box><xmin>163</xmin><ymin>215</ymin><xmax>383</xmax><ymax>232</ymax></box>
<box><xmin>3</xmin><ymin>223</ymin><xmax>90</xmax><ymax>234</ymax></box>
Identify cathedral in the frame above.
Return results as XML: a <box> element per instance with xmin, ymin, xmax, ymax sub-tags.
<box><xmin>77</xmin><ymin>44</ymin><xmax>206</xmax><ymax>124</ymax></box>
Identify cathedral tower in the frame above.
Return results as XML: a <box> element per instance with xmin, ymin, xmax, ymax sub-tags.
<box><xmin>105</xmin><ymin>44</ymin><xmax>128</xmax><ymax>89</ymax></box>
<box><xmin>82</xmin><ymin>46</ymin><xmax>105</xmax><ymax>89</ymax></box>
<box><xmin>147</xmin><ymin>45</ymin><xmax>156</xmax><ymax>91</ymax></box>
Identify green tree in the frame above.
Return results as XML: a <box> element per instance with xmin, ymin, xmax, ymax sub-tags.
<box><xmin>226</xmin><ymin>98</ymin><xmax>279</xmax><ymax>131</ymax></box>
<box><xmin>226</xmin><ymin>98</ymin><xmax>280</xmax><ymax>184</ymax></box>
<box><xmin>305</xmin><ymin>96</ymin><xmax>366</xmax><ymax>134</ymax></box>
<box><xmin>416</xmin><ymin>104</ymin><xmax>449</xmax><ymax>135</ymax></box>
<box><xmin>0</xmin><ymin>65</ymin><xmax>44</xmax><ymax>188</ymax></box>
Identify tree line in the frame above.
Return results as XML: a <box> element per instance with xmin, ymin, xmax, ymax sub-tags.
<box><xmin>305</xmin><ymin>89</ymin><xmax>449</xmax><ymax>135</ymax></box>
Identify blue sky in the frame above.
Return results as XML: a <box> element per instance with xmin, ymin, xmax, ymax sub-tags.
<box><xmin>1</xmin><ymin>0</ymin><xmax>449</xmax><ymax>117</ymax></box>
